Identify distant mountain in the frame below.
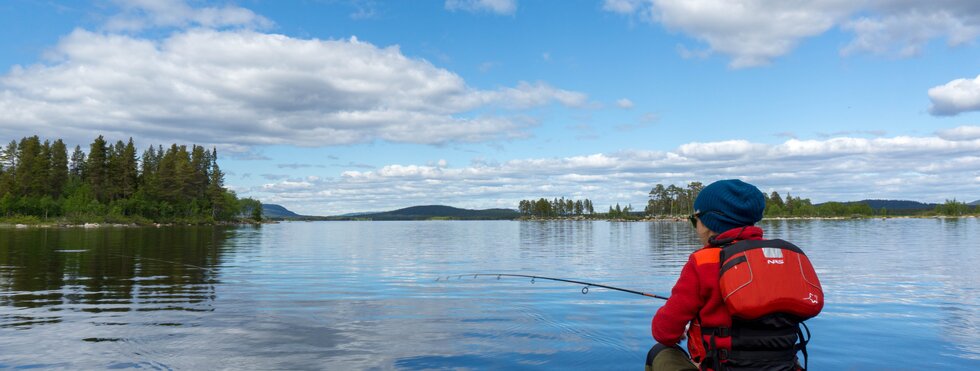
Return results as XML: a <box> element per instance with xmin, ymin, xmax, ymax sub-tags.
<box><xmin>332</xmin><ymin>205</ymin><xmax>519</xmax><ymax>220</ymax></box>
<box><xmin>262</xmin><ymin>204</ymin><xmax>303</xmax><ymax>219</ymax></box>
<box><xmin>850</xmin><ymin>199</ymin><xmax>938</xmax><ymax>210</ymax></box>
<box><xmin>970</xmin><ymin>200</ymin><xmax>980</xmax><ymax>206</ymax></box>
<box><xmin>813</xmin><ymin>199</ymin><xmax>934</xmax><ymax>210</ymax></box>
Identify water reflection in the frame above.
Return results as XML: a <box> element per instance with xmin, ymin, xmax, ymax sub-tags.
<box><xmin>0</xmin><ymin>227</ymin><xmax>230</xmax><ymax>329</ymax></box>
<box><xmin>0</xmin><ymin>219</ymin><xmax>977</xmax><ymax>369</ymax></box>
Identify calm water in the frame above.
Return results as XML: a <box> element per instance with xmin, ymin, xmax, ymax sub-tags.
<box><xmin>0</xmin><ymin>219</ymin><xmax>978</xmax><ymax>370</ymax></box>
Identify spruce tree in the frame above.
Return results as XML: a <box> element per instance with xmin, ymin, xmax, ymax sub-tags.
<box><xmin>69</xmin><ymin>145</ymin><xmax>86</xmax><ymax>180</ymax></box>
<box><xmin>86</xmin><ymin>136</ymin><xmax>109</xmax><ymax>202</ymax></box>
<box><xmin>15</xmin><ymin>136</ymin><xmax>45</xmax><ymax>197</ymax></box>
<box><xmin>121</xmin><ymin>138</ymin><xmax>138</xmax><ymax>199</ymax></box>
<box><xmin>50</xmin><ymin>139</ymin><xmax>69</xmax><ymax>198</ymax></box>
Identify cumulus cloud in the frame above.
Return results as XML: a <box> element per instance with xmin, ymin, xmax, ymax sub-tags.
<box><xmin>616</xmin><ymin>98</ymin><xmax>634</xmax><ymax>109</ymax></box>
<box><xmin>602</xmin><ymin>0</ymin><xmax>980</xmax><ymax>68</ymax></box>
<box><xmin>841</xmin><ymin>2</ymin><xmax>980</xmax><ymax>57</ymax></box>
<box><xmin>929</xmin><ymin>75</ymin><xmax>980</xmax><ymax>116</ymax></box>
<box><xmin>250</xmin><ymin>133</ymin><xmax>980</xmax><ymax>215</ymax></box>
<box><xmin>937</xmin><ymin>125</ymin><xmax>980</xmax><ymax>141</ymax></box>
<box><xmin>104</xmin><ymin>0</ymin><xmax>273</xmax><ymax>32</ymax></box>
<box><xmin>0</xmin><ymin>29</ymin><xmax>586</xmax><ymax>147</ymax></box>
<box><xmin>602</xmin><ymin>0</ymin><xmax>644</xmax><ymax>14</ymax></box>
<box><xmin>445</xmin><ymin>0</ymin><xmax>517</xmax><ymax>15</ymax></box>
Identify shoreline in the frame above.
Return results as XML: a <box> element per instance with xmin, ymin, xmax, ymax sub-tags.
<box><xmin>518</xmin><ymin>214</ymin><xmax>979</xmax><ymax>222</ymax></box>
<box><xmin>0</xmin><ymin>220</ymin><xmax>273</xmax><ymax>229</ymax></box>
<box><xmin>2</xmin><ymin>215</ymin><xmax>975</xmax><ymax>228</ymax></box>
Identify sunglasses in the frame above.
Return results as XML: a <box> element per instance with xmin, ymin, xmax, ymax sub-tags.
<box><xmin>688</xmin><ymin>210</ymin><xmax>728</xmax><ymax>228</ymax></box>
<box><xmin>688</xmin><ymin>212</ymin><xmax>701</xmax><ymax>228</ymax></box>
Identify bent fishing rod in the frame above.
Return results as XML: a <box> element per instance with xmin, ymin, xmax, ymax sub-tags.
<box><xmin>436</xmin><ymin>273</ymin><xmax>669</xmax><ymax>300</ymax></box>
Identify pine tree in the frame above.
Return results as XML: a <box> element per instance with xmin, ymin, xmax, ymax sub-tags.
<box><xmin>121</xmin><ymin>138</ymin><xmax>138</xmax><ymax>199</ymax></box>
<box><xmin>69</xmin><ymin>145</ymin><xmax>86</xmax><ymax>180</ymax></box>
<box><xmin>139</xmin><ymin>145</ymin><xmax>160</xmax><ymax>200</ymax></box>
<box><xmin>15</xmin><ymin>136</ymin><xmax>46</xmax><ymax>197</ymax></box>
<box><xmin>770</xmin><ymin>191</ymin><xmax>784</xmax><ymax>209</ymax></box>
<box><xmin>106</xmin><ymin>140</ymin><xmax>125</xmax><ymax>201</ymax></box>
<box><xmin>190</xmin><ymin>145</ymin><xmax>209</xmax><ymax>199</ymax></box>
<box><xmin>49</xmin><ymin>139</ymin><xmax>69</xmax><ymax>198</ymax></box>
<box><xmin>207</xmin><ymin>148</ymin><xmax>227</xmax><ymax>219</ymax></box>
<box><xmin>86</xmin><ymin>136</ymin><xmax>109</xmax><ymax>202</ymax></box>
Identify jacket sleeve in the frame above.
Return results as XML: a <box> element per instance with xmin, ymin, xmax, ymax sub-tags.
<box><xmin>652</xmin><ymin>254</ymin><xmax>703</xmax><ymax>346</ymax></box>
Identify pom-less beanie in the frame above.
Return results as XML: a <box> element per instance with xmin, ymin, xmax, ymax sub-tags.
<box><xmin>693</xmin><ymin>179</ymin><xmax>766</xmax><ymax>233</ymax></box>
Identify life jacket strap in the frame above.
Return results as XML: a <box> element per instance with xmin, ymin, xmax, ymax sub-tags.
<box><xmin>796</xmin><ymin>322</ymin><xmax>811</xmax><ymax>370</ymax></box>
<box><xmin>699</xmin><ymin>322</ymin><xmax>808</xmax><ymax>370</ymax></box>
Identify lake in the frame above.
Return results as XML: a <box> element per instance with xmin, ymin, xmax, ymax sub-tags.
<box><xmin>1</xmin><ymin>219</ymin><xmax>978</xmax><ymax>370</ymax></box>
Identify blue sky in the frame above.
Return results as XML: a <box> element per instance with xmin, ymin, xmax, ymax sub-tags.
<box><xmin>1</xmin><ymin>0</ymin><xmax>979</xmax><ymax>215</ymax></box>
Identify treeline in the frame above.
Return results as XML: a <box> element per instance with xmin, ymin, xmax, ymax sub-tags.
<box><xmin>0</xmin><ymin>135</ymin><xmax>262</xmax><ymax>224</ymax></box>
<box><xmin>762</xmin><ymin>192</ymin><xmax>976</xmax><ymax>217</ymax></box>
<box><xmin>645</xmin><ymin>182</ymin><xmax>704</xmax><ymax>216</ymax></box>
<box><xmin>522</xmin><ymin>182</ymin><xmax>976</xmax><ymax>221</ymax></box>
<box><xmin>518</xmin><ymin>198</ymin><xmax>596</xmax><ymax>217</ymax></box>
<box><xmin>517</xmin><ymin>198</ymin><xmax>644</xmax><ymax>220</ymax></box>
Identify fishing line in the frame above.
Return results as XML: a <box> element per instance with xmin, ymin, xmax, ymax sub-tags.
<box><xmin>436</xmin><ymin>273</ymin><xmax>669</xmax><ymax>300</ymax></box>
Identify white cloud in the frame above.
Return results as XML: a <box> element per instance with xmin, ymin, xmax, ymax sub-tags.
<box><xmin>603</xmin><ymin>0</ymin><xmax>980</xmax><ymax>68</ymax></box>
<box><xmin>445</xmin><ymin>0</ymin><xmax>517</xmax><ymax>15</ymax></box>
<box><xmin>929</xmin><ymin>75</ymin><xmax>980</xmax><ymax>116</ymax></box>
<box><xmin>616</xmin><ymin>98</ymin><xmax>634</xmax><ymax>109</ymax></box>
<box><xmin>0</xmin><ymin>29</ymin><xmax>586</xmax><ymax>147</ymax></box>
<box><xmin>105</xmin><ymin>0</ymin><xmax>273</xmax><ymax>32</ymax></box>
<box><xmin>251</xmin><ymin>133</ymin><xmax>980</xmax><ymax>215</ymax></box>
<box><xmin>676</xmin><ymin>140</ymin><xmax>768</xmax><ymax>160</ymax></box>
<box><xmin>841</xmin><ymin>7</ymin><xmax>980</xmax><ymax>57</ymax></box>
<box><xmin>602</xmin><ymin>0</ymin><xmax>644</xmax><ymax>14</ymax></box>
<box><xmin>846</xmin><ymin>1</ymin><xmax>980</xmax><ymax>52</ymax></box>
<box><xmin>654</xmin><ymin>0</ymin><xmax>847</xmax><ymax>68</ymax></box>
<box><xmin>937</xmin><ymin>125</ymin><xmax>980</xmax><ymax>141</ymax></box>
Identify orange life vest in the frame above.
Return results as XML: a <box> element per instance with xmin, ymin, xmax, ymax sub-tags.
<box><xmin>693</xmin><ymin>238</ymin><xmax>822</xmax><ymax>371</ymax></box>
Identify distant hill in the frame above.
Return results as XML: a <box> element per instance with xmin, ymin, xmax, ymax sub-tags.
<box><xmin>332</xmin><ymin>205</ymin><xmax>519</xmax><ymax>220</ymax></box>
<box><xmin>970</xmin><ymin>200</ymin><xmax>980</xmax><ymax>206</ymax></box>
<box><xmin>262</xmin><ymin>204</ymin><xmax>303</xmax><ymax>219</ymax></box>
<box><xmin>260</xmin><ymin>204</ymin><xmax>520</xmax><ymax>221</ymax></box>
<box><xmin>849</xmin><ymin>199</ymin><xmax>938</xmax><ymax>210</ymax></box>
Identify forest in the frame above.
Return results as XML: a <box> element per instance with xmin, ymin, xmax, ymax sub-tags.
<box><xmin>0</xmin><ymin>135</ymin><xmax>261</xmax><ymax>224</ymax></box>
<box><xmin>520</xmin><ymin>181</ymin><xmax>977</xmax><ymax>220</ymax></box>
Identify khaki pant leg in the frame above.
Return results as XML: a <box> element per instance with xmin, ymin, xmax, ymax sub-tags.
<box><xmin>645</xmin><ymin>343</ymin><xmax>699</xmax><ymax>371</ymax></box>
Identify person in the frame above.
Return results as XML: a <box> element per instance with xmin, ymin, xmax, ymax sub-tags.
<box><xmin>645</xmin><ymin>179</ymin><xmax>809</xmax><ymax>371</ymax></box>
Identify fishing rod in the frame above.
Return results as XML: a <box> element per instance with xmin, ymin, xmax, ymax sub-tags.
<box><xmin>436</xmin><ymin>273</ymin><xmax>669</xmax><ymax>300</ymax></box>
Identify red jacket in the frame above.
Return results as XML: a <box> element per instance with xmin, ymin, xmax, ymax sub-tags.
<box><xmin>652</xmin><ymin>226</ymin><xmax>765</xmax><ymax>356</ymax></box>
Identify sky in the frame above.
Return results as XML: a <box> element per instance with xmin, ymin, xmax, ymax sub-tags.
<box><xmin>1</xmin><ymin>0</ymin><xmax>979</xmax><ymax>215</ymax></box>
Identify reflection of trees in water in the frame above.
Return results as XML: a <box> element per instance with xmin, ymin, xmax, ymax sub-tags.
<box><xmin>519</xmin><ymin>221</ymin><xmax>596</xmax><ymax>259</ymax></box>
<box><xmin>0</xmin><ymin>227</ymin><xmax>232</xmax><ymax>328</ymax></box>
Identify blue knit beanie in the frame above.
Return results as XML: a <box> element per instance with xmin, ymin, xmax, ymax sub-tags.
<box><xmin>693</xmin><ymin>179</ymin><xmax>766</xmax><ymax>233</ymax></box>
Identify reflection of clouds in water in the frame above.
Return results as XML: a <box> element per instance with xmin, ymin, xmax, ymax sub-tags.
<box><xmin>943</xmin><ymin>304</ymin><xmax>980</xmax><ymax>360</ymax></box>
<box><xmin>2</xmin><ymin>220</ymin><xmax>978</xmax><ymax>368</ymax></box>
<box><xmin>935</xmin><ymin>219</ymin><xmax>980</xmax><ymax>360</ymax></box>
<box><xmin>778</xmin><ymin>218</ymin><xmax>980</xmax><ymax>364</ymax></box>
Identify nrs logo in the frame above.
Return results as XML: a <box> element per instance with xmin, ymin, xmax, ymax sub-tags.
<box><xmin>767</xmin><ymin>259</ymin><xmax>784</xmax><ymax>264</ymax></box>
<box><xmin>803</xmin><ymin>293</ymin><xmax>820</xmax><ymax>304</ymax></box>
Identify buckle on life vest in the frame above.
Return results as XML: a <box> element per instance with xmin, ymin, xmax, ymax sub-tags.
<box><xmin>704</xmin><ymin>326</ymin><xmax>731</xmax><ymax>337</ymax></box>
<box><xmin>716</xmin><ymin>327</ymin><xmax>730</xmax><ymax>337</ymax></box>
